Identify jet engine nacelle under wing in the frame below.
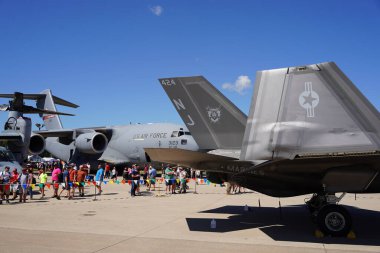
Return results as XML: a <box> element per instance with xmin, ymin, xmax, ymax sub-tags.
<box><xmin>75</xmin><ymin>132</ymin><xmax>108</xmax><ymax>154</ymax></box>
<box><xmin>29</xmin><ymin>134</ymin><xmax>45</xmax><ymax>155</ymax></box>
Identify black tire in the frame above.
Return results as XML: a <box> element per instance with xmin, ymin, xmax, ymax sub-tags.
<box><xmin>317</xmin><ymin>204</ymin><xmax>352</xmax><ymax>237</ymax></box>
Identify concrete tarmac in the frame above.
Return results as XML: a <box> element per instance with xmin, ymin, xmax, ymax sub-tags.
<box><xmin>0</xmin><ymin>180</ymin><xmax>379</xmax><ymax>253</ymax></box>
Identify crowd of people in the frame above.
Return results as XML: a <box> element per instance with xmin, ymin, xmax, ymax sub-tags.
<box><xmin>0</xmin><ymin>166</ymin><xmax>35</xmax><ymax>204</ymax></box>
<box><xmin>0</xmin><ymin>161</ymin><xmax>243</xmax><ymax>204</ymax></box>
<box><xmin>0</xmin><ymin>162</ymin><xmax>91</xmax><ymax>203</ymax></box>
<box><xmin>0</xmin><ymin>162</ymin><xmax>198</xmax><ymax>204</ymax></box>
<box><xmin>119</xmin><ymin>164</ymin><xmax>190</xmax><ymax>196</ymax></box>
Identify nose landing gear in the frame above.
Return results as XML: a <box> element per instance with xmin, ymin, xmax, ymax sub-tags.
<box><xmin>306</xmin><ymin>192</ymin><xmax>352</xmax><ymax>236</ymax></box>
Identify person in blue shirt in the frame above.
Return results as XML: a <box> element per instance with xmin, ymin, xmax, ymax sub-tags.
<box><xmin>57</xmin><ymin>166</ymin><xmax>71</xmax><ymax>200</ymax></box>
<box><xmin>95</xmin><ymin>164</ymin><xmax>104</xmax><ymax>195</ymax></box>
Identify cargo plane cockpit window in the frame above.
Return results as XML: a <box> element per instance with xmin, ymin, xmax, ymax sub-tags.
<box><xmin>171</xmin><ymin>130</ymin><xmax>191</xmax><ymax>137</ymax></box>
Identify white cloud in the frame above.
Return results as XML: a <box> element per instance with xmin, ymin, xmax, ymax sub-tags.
<box><xmin>222</xmin><ymin>75</ymin><xmax>252</xmax><ymax>95</ymax></box>
<box><xmin>150</xmin><ymin>5</ymin><xmax>163</xmax><ymax>16</ymax></box>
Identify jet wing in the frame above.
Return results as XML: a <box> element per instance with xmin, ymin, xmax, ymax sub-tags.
<box><xmin>35</xmin><ymin>129</ymin><xmax>75</xmax><ymax>138</ymax></box>
<box><xmin>99</xmin><ymin>157</ymin><xmax>130</xmax><ymax>165</ymax></box>
<box><xmin>76</xmin><ymin>127</ymin><xmax>111</xmax><ymax>135</ymax></box>
<box><xmin>145</xmin><ymin>148</ymin><xmax>238</xmax><ymax>168</ymax></box>
<box><xmin>98</xmin><ymin>146</ymin><xmax>130</xmax><ymax>165</ymax></box>
<box><xmin>35</xmin><ymin>127</ymin><xmax>112</xmax><ymax>138</ymax></box>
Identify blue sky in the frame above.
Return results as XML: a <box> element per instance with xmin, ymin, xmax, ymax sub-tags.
<box><xmin>1</xmin><ymin>0</ymin><xmax>379</xmax><ymax>129</ymax></box>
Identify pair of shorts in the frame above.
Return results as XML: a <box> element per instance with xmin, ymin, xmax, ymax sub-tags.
<box><xmin>39</xmin><ymin>183</ymin><xmax>45</xmax><ymax>189</ymax></box>
<box><xmin>96</xmin><ymin>181</ymin><xmax>102</xmax><ymax>186</ymax></box>
<box><xmin>61</xmin><ymin>183</ymin><xmax>71</xmax><ymax>190</ymax></box>
<box><xmin>78</xmin><ymin>182</ymin><xmax>84</xmax><ymax>187</ymax></box>
<box><xmin>19</xmin><ymin>188</ymin><xmax>26</xmax><ymax>195</ymax></box>
<box><xmin>11</xmin><ymin>184</ymin><xmax>19</xmax><ymax>192</ymax></box>
<box><xmin>2</xmin><ymin>184</ymin><xmax>10</xmax><ymax>193</ymax></box>
<box><xmin>165</xmin><ymin>179</ymin><xmax>172</xmax><ymax>186</ymax></box>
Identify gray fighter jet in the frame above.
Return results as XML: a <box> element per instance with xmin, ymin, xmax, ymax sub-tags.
<box><xmin>145</xmin><ymin>62</ymin><xmax>380</xmax><ymax>236</ymax></box>
<box><xmin>34</xmin><ymin>90</ymin><xmax>199</xmax><ymax>168</ymax></box>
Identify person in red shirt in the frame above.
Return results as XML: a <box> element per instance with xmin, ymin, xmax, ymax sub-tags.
<box><xmin>69</xmin><ymin>167</ymin><xmax>77</xmax><ymax>198</ymax></box>
<box><xmin>76</xmin><ymin>166</ymin><xmax>87</xmax><ymax>197</ymax></box>
<box><xmin>105</xmin><ymin>163</ymin><xmax>110</xmax><ymax>179</ymax></box>
<box><xmin>10</xmin><ymin>168</ymin><xmax>19</xmax><ymax>201</ymax></box>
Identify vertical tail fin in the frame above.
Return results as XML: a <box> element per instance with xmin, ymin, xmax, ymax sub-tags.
<box><xmin>241</xmin><ymin>62</ymin><xmax>380</xmax><ymax>161</ymax></box>
<box><xmin>36</xmin><ymin>89</ymin><xmax>78</xmax><ymax>130</ymax></box>
<box><xmin>159</xmin><ymin>76</ymin><xmax>247</xmax><ymax>150</ymax></box>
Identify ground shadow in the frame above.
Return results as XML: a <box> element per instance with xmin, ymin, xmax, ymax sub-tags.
<box><xmin>138</xmin><ymin>191</ymin><xmax>155</xmax><ymax>197</ymax></box>
<box><xmin>85</xmin><ymin>192</ymin><xmax>118</xmax><ymax>197</ymax></box>
<box><xmin>186</xmin><ymin>205</ymin><xmax>380</xmax><ymax>246</ymax></box>
<box><xmin>100</xmin><ymin>193</ymin><xmax>118</xmax><ymax>196</ymax></box>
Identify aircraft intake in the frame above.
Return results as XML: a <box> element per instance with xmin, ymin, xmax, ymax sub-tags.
<box><xmin>29</xmin><ymin>134</ymin><xmax>46</xmax><ymax>155</ymax></box>
<box><xmin>75</xmin><ymin>132</ymin><xmax>108</xmax><ymax>154</ymax></box>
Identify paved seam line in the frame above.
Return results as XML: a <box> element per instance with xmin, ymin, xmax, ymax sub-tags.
<box><xmin>92</xmin><ymin>194</ymin><xmax>228</xmax><ymax>253</ymax></box>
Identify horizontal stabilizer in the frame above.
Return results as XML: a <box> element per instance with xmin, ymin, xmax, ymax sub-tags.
<box><xmin>0</xmin><ymin>93</ymin><xmax>79</xmax><ymax>108</ymax></box>
<box><xmin>19</xmin><ymin>105</ymin><xmax>75</xmax><ymax>116</ymax></box>
<box><xmin>0</xmin><ymin>93</ymin><xmax>44</xmax><ymax>100</ymax></box>
<box><xmin>37</xmin><ymin>89</ymin><xmax>79</xmax><ymax>130</ymax></box>
<box><xmin>0</xmin><ymin>92</ymin><xmax>77</xmax><ymax>119</ymax></box>
<box><xmin>52</xmin><ymin>95</ymin><xmax>79</xmax><ymax>108</ymax></box>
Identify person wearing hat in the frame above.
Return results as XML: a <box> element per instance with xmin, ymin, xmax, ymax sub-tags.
<box><xmin>0</xmin><ymin>166</ymin><xmax>11</xmax><ymax>204</ymax></box>
<box><xmin>10</xmin><ymin>168</ymin><xmax>19</xmax><ymax>200</ymax></box>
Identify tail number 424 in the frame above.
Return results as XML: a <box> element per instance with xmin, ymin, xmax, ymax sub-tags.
<box><xmin>161</xmin><ymin>79</ymin><xmax>176</xmax><ymax>86</ymax></box>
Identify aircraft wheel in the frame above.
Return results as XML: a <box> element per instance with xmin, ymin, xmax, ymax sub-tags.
<box><xmin>317</xmin><ymin>204</ymin><xmax>352</xmax><ymax>237</ymax></box>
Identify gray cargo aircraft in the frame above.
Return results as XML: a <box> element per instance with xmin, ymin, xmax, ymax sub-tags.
<box><xmin>145</xmin><ymin>62</ymin><xmax>380</xmax><ymax>236</ymax></box>
<box><xmin>34</xmin><ymin>90</ymin><xmax>199</xmax><ymax>167</ymax></box>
